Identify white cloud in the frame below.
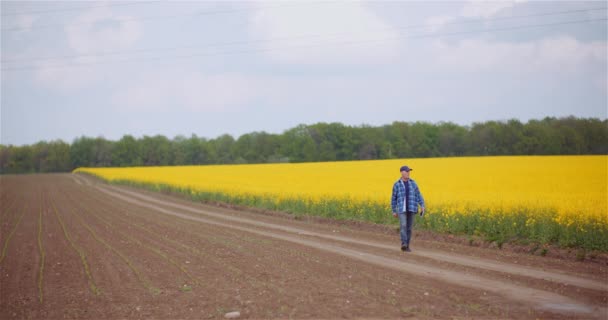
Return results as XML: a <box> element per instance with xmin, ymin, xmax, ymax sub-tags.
<box><xmin>426</xmin><ymin>0</ymin><xmax>525</xmax><ymax>32</ymax></box>
<box><xmin>111</xmin><ymin>70</ymin><xmax>280</xmax><ymax>112</ymax></box>
<box><xmin>460</xmin><ymin>0</ymin><xmax>524</xmax><ymax>19</ymax></box>
<box><xmin>33</xmin><ymin>62</ymin><xmax>108</xmax><ymax>92</ymax></box>
<box><xmin>65</xmin><ymin>7</ymin><xmax>142</xmax><ymax>54</ymax></box>
<box><xmin>15</xmin><ymin>14</ymin><xmax>37</xmax><ymax>32</ymax></box>
<box><xmin>248</xmin><ymin>1</ymin><xmax>404</xmax><ymax>64</ymax></box>
<box><xmin>426</xmin><ymin>15</ymin><xmax>454</xmax><ymax>32</ymax></box>
<box><xmin>32</xmin><ymin>6</ymin><xmax>143</xmax><ymax>92</ymax></box>
<box><xmin>430</xmin><ymin>36</ymin><xmax>607</xmax><ymax>73</ymax></box>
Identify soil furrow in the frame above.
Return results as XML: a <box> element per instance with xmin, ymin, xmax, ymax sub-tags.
<box><xmin>4</xmin><ymin>174</ymin><xmax>607</xmax><ymax>319</ymax></box>
<box><xmin>106</xmin><ymin>182</ymin><xmax>606</xmax><ymax>292</ymax></box>
<box><xmin>97</xmin><ymin>183</ymin><xmax>607</xmax><ymax>318</ymax></box>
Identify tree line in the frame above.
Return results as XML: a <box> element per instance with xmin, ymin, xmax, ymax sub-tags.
<box><xmin>1</xmin><ymin>116</ymin><xmax>606</xmax><ymax>174</ymax></box>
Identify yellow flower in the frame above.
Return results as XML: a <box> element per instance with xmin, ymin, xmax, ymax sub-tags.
<box><xmin>75</xmin><ymin>155</ymin><xmax>607</xmax><ymax>229</ymax></box>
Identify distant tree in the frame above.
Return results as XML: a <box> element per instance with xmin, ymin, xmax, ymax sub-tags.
<box><xmin>141</xmin><ymin>135</ymin><xmax>172</xmax><ymax>166</ymax></box>
<box><xmin>22</xmin><ymin>141</ymin><xmax>72</xmax><ymax>173</ymax></box>
<box><xmin>386</xmin><ymin>122</ymin><xmax>412</xmax><ymax>158</ymax></box>
<box><xmin>437</xmin><ymin>122</ymin><xmax>468</xmax><ymax>156</ymax></box>
<box><xmin>282</xmin><ymin>125</ymin><xmax>317</xmax><ymax>162</ymax></box>
<box><xmin>92</xmin><ymin>137</ymin><xmax>113</xmax><ymax>167</ymax></box>
<box><xmin>409</xmin><ymin>122</ymin><xmax>439</xmax><ymax>157</ymax></box>
<box><xmin>171</xmin><ymin>135</ymin><xmax>188</xmax><ymax>165</ymax></box>
<box><xmin>185</xmin><ymin>135</ymin><xmax>210</xmax><ymax>165</ymax></box>
<box><xmin>2</xmin><ymin>116</ymin><xmax>606</xmax><ymax>174</ymax></box>
<box><xmin>0</xmin><ymin>145</ymin><xmax>9</xmax><ymax>173</ymax></box>
<box><xmin>10</xmin><ymin>145</ymin><xmax>34</xmax><ymax>173</ymax></box>
<box><xmin>356</xmin><ymin>125</ymin><xmax>383</xmax><ymax>160</ymax></box>
<box><xmin>112</xmin><ymin>135</ymin><xmax>142</xmax><ymax>167</ymax></box>
<box><xmin>235</xmin><ymin>132</ymin><xmax>281</xmax><ymax>163</ymax></box>
<box><xmin>71</xmin><ymin>136</ymin><xmax>97</xmax><ymax>168</ymax></box>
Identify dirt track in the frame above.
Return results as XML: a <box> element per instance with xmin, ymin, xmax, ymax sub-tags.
<box><xmin>1</xmin><ymin>174</ymin><xmax>606</xmax><ymax>319</ymax></box>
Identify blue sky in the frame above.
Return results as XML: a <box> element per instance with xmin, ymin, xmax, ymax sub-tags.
<box><xmin>1</xmin><ymin>1</ymin><xmax>606</xmax><ymax>146</ymax></box>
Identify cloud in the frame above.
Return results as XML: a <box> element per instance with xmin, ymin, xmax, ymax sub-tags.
<box><xmin>430</xmin><ymin>36</ymin><xmax>607</xmax><ymax>73</ymax></box>
<box><xmin>111</xmin><ymin>70</ymin><xmax>281</xmax><ymax>112</ymax></box>
<box><xmin>33</xmin><ymin>63</ymin><xmax>107</xmax><ymax>92</ymax></box>
<box><xmin>1</xmin><ymin>13</ymin><xmax>38</xmax><ymax>34</ymax></box>
<box><xmin>426</xmin><ymin>0</ymin><xmax>525</xmax><ymax>32</ymax></box>
<box><xmin>248</xmin><ymin>1</ymin><xmax>404</xmax><ymax>64</ymax></box>
<box><xmin>14</xmin><ymin>14</ymin><xmax>37</xmax><ymax>32</ymax></box>
<box><xmin>32</xmin><ymin>6</ymin><xmax>143</xmax><ymax>92</ymax></box>
<box><xmin>460</xmin><ymin>0</ymin><xmax>524</xmax><ymax>19</ymax></box>
<box><xmin>65</xmin><ymin>6</ymin><xmax>142</xmax><ymax>54</ymax></box>
<box><xmin>426</xmin><ymin>15</ymin><xmax>454</xmax><ymax>32</ymax></box>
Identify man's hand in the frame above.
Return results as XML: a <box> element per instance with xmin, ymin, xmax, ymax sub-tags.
<box><xmin>392</xmin><ymin>212</ymin><xmax>398</xmax><ymax>218</ymax></box>
<box><xmin>419</xmin><ymin>207</ymin><xmax>425</xmax><ymax>217</ymax></box>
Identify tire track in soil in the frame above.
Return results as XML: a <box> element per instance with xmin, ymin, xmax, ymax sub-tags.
<box><xmin>74</xmin><ymin>181</ymin><xmax>430</xmax><ymax>315</ymax></box>
<box><xmin>95</xmin><ymin>182</ymin><xmax>607</xmax><ymax>318</ymax></box>
<box><xmin>66</xmin><ymin>176</ymin><xmax>509</xmax><ymax>318</ymax></box>
<box><xmin>65</xmin><ymin>177</ymin><xmax>389</xmax><ymax>312</ymax></box>
<box><xmin>65</xmin><ymin>181</ymin><xmax>313</xmax><ymax>318</ymax></box>
<box><xmin>69</xmin><ymin>188</ymin><xmax>313</xmax><ymax>318</ymax></box>
<box><xmin>104</xmin><ymin>181</ymin><xmax>606</xmax><ymax>293</ymax></box>
<box><xmin>77</xmin><ymin>174</ymin><xmax>608</xmax><ymax>305</ymax></box>
<box><xmin>74</xmin><ymin>191</ymin><xmax>260</xmax><ymax>286</ymax></box>
<box><xmin>115</xmin><ymin>184</ymin><xmax>608</xmax><ymax>307</ymax></box>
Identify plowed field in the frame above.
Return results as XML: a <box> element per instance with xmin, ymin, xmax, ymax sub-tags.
<box><xmin>0</xmin><ymin>174</ymin><xmax>606</xmax><ymax>319</ymax></box>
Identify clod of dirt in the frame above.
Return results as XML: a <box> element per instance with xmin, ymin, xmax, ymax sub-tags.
<box><xmin>224</xmin><ymin>311</ymin><xmax>240</xmax><ymax>318</ymax></box>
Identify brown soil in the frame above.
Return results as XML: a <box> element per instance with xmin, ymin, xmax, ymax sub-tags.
<box><xmin>0</xmin><ymin>173</ymin><xmax>606</xmax><ymax>319</ymax></box>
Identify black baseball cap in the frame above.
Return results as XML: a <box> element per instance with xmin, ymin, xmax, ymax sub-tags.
<box><xmin>400</xmin><ymin>165</ymin><xmax>412</xmax><ymax>172</ymax></box>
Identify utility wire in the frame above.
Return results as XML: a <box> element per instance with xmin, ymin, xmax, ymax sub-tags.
<box><xmin>1</xmin><ymin>1</ymin><xmax>161</xmax><ymax>16</ymax></box>
<box><xmin>2</xmin><ymin>17</ymin><xmax>605</xmax><ymax>72</ymax></box>
<box><xmin>1</xmin><ymin>1</ymin><xmax>333</xmax><ymax>32</ymax></box>
<box><xmin>2</xmin><ymin>6</ymin><xmax>605</xmax><ymax>64</ymax></box>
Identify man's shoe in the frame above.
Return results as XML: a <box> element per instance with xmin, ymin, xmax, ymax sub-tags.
<box><xmin>401</xmin><ymin>245</ymin><xmax>407</xmax><ymax>251</ymax></box>
<box><xmin>405</xmin><ymin>246</ymin><xmax>412</xmax><ymax>252</ymax></box>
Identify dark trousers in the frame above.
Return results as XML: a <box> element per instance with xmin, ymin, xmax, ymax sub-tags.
<box><xmin>398</xmin><ymin>212</ymin><xmax>415</xmax><ymax>246</ymax></box>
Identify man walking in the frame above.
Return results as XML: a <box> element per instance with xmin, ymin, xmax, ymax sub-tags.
<box><xmin>391</xmin><ymin>165</ymin><xmax>425</xmax><ymax>252</ymax></box>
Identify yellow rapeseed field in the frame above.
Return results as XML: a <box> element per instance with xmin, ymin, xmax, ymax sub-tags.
<box><xmin>75</xmin><ymin>155</ymin><xmax>608</xmax><ymax>249</ymax></box>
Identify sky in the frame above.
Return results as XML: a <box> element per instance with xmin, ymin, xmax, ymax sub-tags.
<box><xmin>1</xmin><ymin>0</ymin><xmax>607</xmax><ymax>146</ymax></box>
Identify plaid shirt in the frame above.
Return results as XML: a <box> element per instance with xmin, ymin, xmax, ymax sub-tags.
<box><xmin>391</xmin><ymin>178</ymin><xmax>425</xmax><ymax>213</ymax></box>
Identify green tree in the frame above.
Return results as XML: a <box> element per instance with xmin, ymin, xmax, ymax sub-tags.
<box><xmin>71</xmin><ymin>136</ymin><xmax>96</xmax><ymax>168</ymax></box>
<box><xmin>112</xmin><ymin>135</ymin><xmax>142</xmax><ymax>167</ymax></box>
<box><xmin>141</xmin><ymin>135</ymin><xmax>173</xmax><ymax>166</ymax></box>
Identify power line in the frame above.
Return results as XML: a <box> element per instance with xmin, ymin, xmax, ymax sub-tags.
<box><xmin>2</xmin><ymin>6</ymin><xmax>605</xmax><ymax>64</ymax></box>
<box><xmin>2</xmin><ymin>17</ymin><xmax>605</xmax><ymax>72</ymax></box>
<box><xmin>1</xmin><ymin>1</ymin><xmax>161</xmax><ymax>16</ymax></box>
<box><xmin>1</xmin><ymin>1</ymin><xmax>333</xmax><ymax>32</ymax></box>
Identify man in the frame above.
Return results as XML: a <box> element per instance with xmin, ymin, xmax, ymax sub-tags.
<box><xmin>391</xmin><ymin>165</ymin><xmax>425</xmax><ymax>252</ymax></box>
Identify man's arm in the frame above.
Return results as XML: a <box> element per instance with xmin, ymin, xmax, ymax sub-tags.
<box><xmin>414</xmin><ymin>182</ymin><xmax>425</xmax><ymax>215</ymax></box>
<box><xmin>391</xmin><ymin>183</ymin><xmax>398</xmax><ymax>216</ymax></box>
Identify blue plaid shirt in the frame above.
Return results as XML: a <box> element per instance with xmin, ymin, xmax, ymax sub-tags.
<box><xmin>391</xmin><ymin>178</ymin><xmax>425</xmax><ymax>213</ymax></box>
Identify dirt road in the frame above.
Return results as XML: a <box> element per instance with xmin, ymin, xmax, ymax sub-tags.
<box><xmin>1</xmin><ymin>174</ymin><xmax>606</xmax><ymax>319</ymax></box>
